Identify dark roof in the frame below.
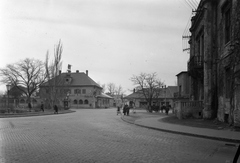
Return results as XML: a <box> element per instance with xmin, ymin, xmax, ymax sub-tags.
<box><xmin>176</xmin><ymin>71</ymin><xmax>188</xmax><ymax>76</ymax></box>
<box><xmin>124</xmin><ymin>86</ymin><xmax>178</xmax><ymax>99</ymax></box>
<box><xmin>41</xmin><ymin>72</ymin><xmax>101</xmax><ymax>88</ymax></box>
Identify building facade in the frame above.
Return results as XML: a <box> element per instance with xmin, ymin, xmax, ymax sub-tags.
<box><xmin>39</xmin><ymin>70</ymin><xmax>106</xmax><ymax>109</ymax></box>
<box><xmin>175</xmin><ymin>71</ymin><xmax>190</xmax><ymax>99</ymax></box>
<box><xmin>124</xmin><ymin>86</ymin><xmax>178</xmax><ymax>110</ymax></box>
<box><xmin>186</xmin><ymin>0</ymin><xmax>240</xmax><ymax>125</ymax></box>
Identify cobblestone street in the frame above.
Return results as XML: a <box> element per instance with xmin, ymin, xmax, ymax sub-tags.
<box><xmin>0</xmin><ymin>108</ymin><xmax>237</xmax><ymax>163</ymax></box>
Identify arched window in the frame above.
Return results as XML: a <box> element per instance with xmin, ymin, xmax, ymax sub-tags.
<box><xmin>84</xmin><ymin>100</ymin><xmax>88</xmax><ymax>104</ymax></box>
<box><xmin>79</xmin><ymin>100</ymin><xmax>83</xmax><ymax>104</ymax></box>
<box><xmin>73</xmin><ymin>99</ymin><xmax>78</xmax><ymax>104</ymax></box>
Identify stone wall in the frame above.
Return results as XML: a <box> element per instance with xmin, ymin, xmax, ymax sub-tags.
<box><xmin>174</xmin><ymin>101</ymin><xmax>203</xmax><ymax>119</ymax></box>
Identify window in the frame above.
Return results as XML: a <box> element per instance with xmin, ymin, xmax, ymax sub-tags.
<box><xmin>74</xmin><ymin>89</ymin><xmax>81</xmax><ymax>94</ymax></box>
<box><xmin>225</xmin><ymin>8</ymin><xmax>231</xmax><ymax>43</ymax></box>
<box><xmin>84</xmin><ymin>100</ymin><xmax>88</xmax><ymax>104</ymax></box>
<box><xmin>82</xmin><ymin>89</ymin><xmax>86</xmax><ymax>94</ymax></box>
<box><xmin>179</xmin><ymin>85</ymin><xmax>182</xmax><ymax>97</ymax></box>
<box><xmin>79</xmin><ymin>100</ymin><xmax>83</xmax><ymax>104</ymax></box>
<box><xmin>73</xmin><ymin>99</ymin><xmax>78</xmax><ymax>104</ymax></box>
<box><xmin>196</xmin><ymin>30</ymin><xmax>204</xmax><ymax>63</ymax></box>
<box><xmin>222</xmin><ymin>1</ymin><xmax>231</xmax><ymax>44</ymax></box>
<box><xmin>64</xmin><ymin>89</ymin><xmax>71</xmax><ymax>94</ymax></box>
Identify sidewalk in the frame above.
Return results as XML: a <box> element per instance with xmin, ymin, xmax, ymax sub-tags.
<box><xmin>121</xmin><ymin>110</ymin><xmax>240</xmax><ymax>144</ymax></box>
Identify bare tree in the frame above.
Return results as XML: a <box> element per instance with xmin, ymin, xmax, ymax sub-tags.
<box><xmin>130</xmin><ymin>72</ymin><xmax>164</xmax><ymax>112</ymax></box>
<box><xmin>44</xmin><ymin>40</ymin><xmax>63</xmax><ymax>109</ymax></box>
<box><xmin>115</xmin><ymin>85</ymin><xmax>124</xmax><ymax>96</ymax></box>
<box><xmin>106</xmin><ymin>82</ymin><xmax>116</xmax><ymax>95</ymax></box>
<box><xmin>0</xmin><ymin>58</ymin><xmax>46</xmax><ymax>110</ymax></box>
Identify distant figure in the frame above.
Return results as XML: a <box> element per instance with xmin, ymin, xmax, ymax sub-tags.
<box><xmin>123</xmin><ymin>104</ymin><xmax>127</xmax><ymax>115</ymax></box>
<box><xmin>165</xmin><ymin>105</ymin><xmax>170</xmax><ymax>115</ymax></box>
<box><xmin>54</xmin><ymin>105</ymin><xmax>58</xmax><ymax>114</ymax></box>
<box><xmin>40</xmin><ymin>102</ymin><xmax>44</xmax><ymax>112</ymax></box>
<box><xmin>126</xmin><ymin>105</ymin><xmax>130</xmax><ymax>116</ymax></box>
<box><xmin>28</xmin><ymin>103</ymin><xmax>32</xmax><ymax>112</ymax></box>
<box><xmin>117</xmin><ymin>107</ymin><xmax>121</xmax><ymax>115</ymax></box>
<box><xmin>160</xmin><ymin>105</ymin><xmax>165</xmax><ymax>113</ymax></box>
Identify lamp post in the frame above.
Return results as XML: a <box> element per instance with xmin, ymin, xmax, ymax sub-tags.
<box><xmin>6</xmin><ymin>84</ymin><xmax>11</xmax><ymax>113</ymax></box>
<box><xmin>162</xmin><ymin>85</ymin><xmax>166</xmax><ymax>106</ymax></box>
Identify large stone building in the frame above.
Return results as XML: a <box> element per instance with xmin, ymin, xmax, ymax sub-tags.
<box><xmin>185</xmin><ymin>0</ymin><xmax>240</xmax><ymax>126</ymax></box>
<box><xmin>39</xmin><ymin>70</ymin><xmax>112</xmax><ymax>109</ymax></box>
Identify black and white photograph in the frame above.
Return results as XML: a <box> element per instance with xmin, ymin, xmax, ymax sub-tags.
<box><xmin>0</xmin><ymin>0</ymin><xmax>240</xmax><ymax>162</ymax></box>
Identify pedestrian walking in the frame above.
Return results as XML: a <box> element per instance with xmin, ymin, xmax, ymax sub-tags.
<box><xmin>54</xmin><ymin>104</ymin><xmax>58</xmax><ymax>114</ymax></box>
<box><xmin>40</xmin><ymin>102</ymin><xmax>44</xmax><ymax>112</ymax></box>
<box><xmin>28</xmin><ymin>103</ymin><xmax>32</xmax><ymax>112</ymax></box>
<box><xmin>123</xmin><ymin>104</ymin><xmax>127</xmax><ymax>115</ymax></box>
<box><xmin>117</xmin><ymin>106</ymin><xmax>121</xmax><ymax>115</ymax></box>
<box><xmin>160</xmin><ymin>105</ymin><xmax>164</xmax><ymax>113</ymax></box>
<box><xmin>165</xmin><ymin>105</ymin><xmax>170</xmax><ymax>115</ymax></box>
<box><xmin>126</xmin><ymin>105</ymin><xmax>130</xmax><ymax>116</ymax></box>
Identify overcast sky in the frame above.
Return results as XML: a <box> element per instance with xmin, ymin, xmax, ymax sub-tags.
<box><xmin>0</xmin><ymin>0</ymin><xmax>195</xmax><ymax>94</ymax></box>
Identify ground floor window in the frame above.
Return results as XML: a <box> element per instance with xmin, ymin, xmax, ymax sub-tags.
<box><xmin>84</xmin><ymin>100</ymin><xmax>88</xmax><ymax>104</ymax></box>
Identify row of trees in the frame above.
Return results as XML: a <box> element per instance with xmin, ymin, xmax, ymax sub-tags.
<box><xmin>0</xmin><ymin>40</ymin><xmax>63</xmax><ymax>110</ymax></box>
<box><xmin>0</xmin><ymin>38</ymin><xmax>165</xmax><ymax>112</ymax></box>
<box><xmin>0</xmin><ymin>39</ymin><xmax>129</xmax><ymax>109</ymax></box>
<box><xmin>100</xmin><ymin>83</ymin><xmax>124</xmax><ymax>96</ymax></box>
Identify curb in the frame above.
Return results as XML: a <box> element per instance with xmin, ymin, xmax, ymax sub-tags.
<box><xmin>0</xmin><ymin>110</ymin><xmax>75</xmax><ymax>118</ymax></box>
<box><xmin>121</xmin><ymin>116</ymin><xmax>240</xmax><ymax>144</ymax></box>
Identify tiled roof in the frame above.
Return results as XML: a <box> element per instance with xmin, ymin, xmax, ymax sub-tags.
<box><xmin>41</xmin><ymin>72</ymin><xmax>101</xmax><ymax>88</ymax></box>
<box><xmin>124</xmin><ymin>86</ymin><xmax>178</xmax><ymax>99</ymax></box>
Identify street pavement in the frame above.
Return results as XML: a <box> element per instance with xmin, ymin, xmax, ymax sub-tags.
<box><xmin>121</xmin><ymin>110</ymin><xmax>240</xmax><ymax>144</ymax></box>
<box><xmin>0</xmin><ymin>108</ymin><xmax>239</xmax><ymax>163</ymax></box>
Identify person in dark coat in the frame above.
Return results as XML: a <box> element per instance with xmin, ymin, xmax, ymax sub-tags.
<box><xmin>40</xmin><ymin>102</ymin><xmax>44</xmax><ymax>112</ymax></box>
<box><xmin>123</xmin><ymin>104</ymin><xmax>127</xmax><ymax>115</ymax></box>
<box><xmin>165</xmin><ymin>105</ymin><xmax>169</xmax><ymax>115</ymax></box>
<box><xmin>54</xmin><ymin>104</ymin><xmax>58</xmax><ymax>114</ymax></box>
<box><xmin>28</xmin><ymin>103</ymin><xmax>32</xmax><ymax>112</ymax></box>
<box><xmin>126</xmin><ymin>105</ymin><xmax>130</xmax><ymax>116</ymax></box>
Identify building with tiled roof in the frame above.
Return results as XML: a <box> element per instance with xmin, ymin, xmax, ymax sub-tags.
<box><xmin>124</xmin><ymin>86</ymin><xmax>178</xmax><ymax>109</ymax></box>
<box><xmin>39</xmin><ymin>70</ymin><xmax>111</xmax><ymax>109</ymax></box>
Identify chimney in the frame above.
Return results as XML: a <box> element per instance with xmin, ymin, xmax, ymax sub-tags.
<box><xmin>76</xmin><ymin>70</ymin><xmax>79</xmax><ymax>73</ymax></box>
<box><xmin>133</xmin><ymin>88</ymin><xmax>135</xmax><ymax>93</ymax></box>
<box><xmin>86</xmin><ymin>70</ymin><xmax>88</xmax><ymax>76</ymax></box>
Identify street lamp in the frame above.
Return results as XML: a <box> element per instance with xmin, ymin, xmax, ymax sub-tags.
<box><xmin>6</xmin><ymin>84</ymin><xmax>11</xmax><ymax>113</ymax></box>
<box><xmin>162</xmin><ymin>85</ymin><xmax>166</xmax><ymax>106</ymax></box>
